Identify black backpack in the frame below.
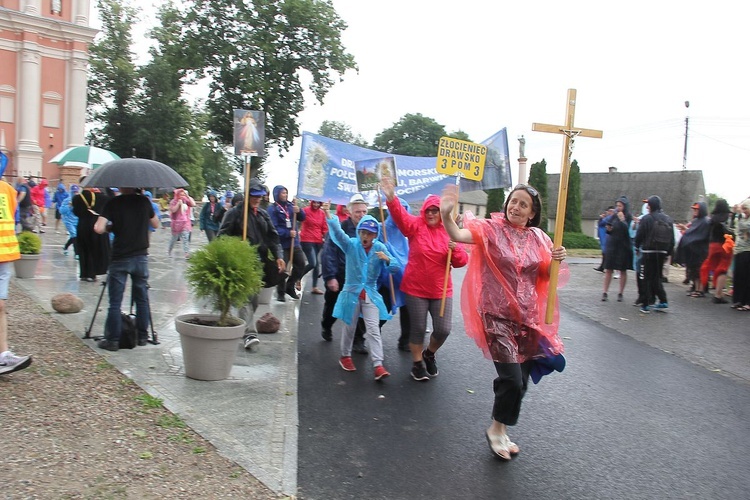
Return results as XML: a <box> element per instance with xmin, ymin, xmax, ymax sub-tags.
<box><xmin>118</xmin><ymin>313</ymin><xmax>138</xmax><ymax>349</ymax></box>
<box><xmin>649</xmin><ymin>214</ymin><xmax>673</xmax><ymax>252</ymax></box>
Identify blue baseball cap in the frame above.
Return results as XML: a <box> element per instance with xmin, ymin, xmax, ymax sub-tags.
<box><xmin>358</xmin><ymin>219</ymin><xmax>378</xmax><ymax>234</ymax></box>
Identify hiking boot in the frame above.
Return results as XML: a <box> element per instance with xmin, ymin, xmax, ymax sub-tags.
<box><xmin>374</xmin><ymin>365</ymin><xmax>390</xmax><ymax>381</ymax></box>
<box><xmin>422</xmin><ymin>350</ymin><xmax>439</xmax><ymax>377</ymax></box>
<box><xmin>339</xmin><ymin>356</ymin><xmax>356</xmax><ymax>372</ymax></box>
<box><xmin>244</xmin><ymin>335</ymin><xmax>260</xmax><ymax>350</ymax></box>
<box><xmin>0</xmin><ymin>352</ymin><xmax>32</xmax><ymax>375</ymax></box>
<box><xmin>321</xmin><ymin>328</ymin><xmax>333</xmax><ymax>342</ymax></box>
<box><xmin>411</xmin><ymin>362</ymin><xmax>430</xmax><ymax>382</ymax></box>
<box><xmin>97</xmin><ymin>339</ymin><xmax>120</xmax><ymax>351</ymax></box>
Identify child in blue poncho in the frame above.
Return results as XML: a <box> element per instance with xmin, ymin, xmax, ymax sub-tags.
<box><xmin>325</xmin><ymin>205</ymin><xmax>401</xmax><ymax>381</ymax></box>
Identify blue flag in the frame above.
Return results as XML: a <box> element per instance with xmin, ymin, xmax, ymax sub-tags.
<box><xmin>0</xmin><ymin>150</ymin><xmax>8</xmax><ymax>178</ymax></box>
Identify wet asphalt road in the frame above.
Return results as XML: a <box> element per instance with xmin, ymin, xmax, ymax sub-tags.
<box><xmin>296</xmin><ymin>265</ymin><xmax>750</xmax><ymax>500</ymax></box>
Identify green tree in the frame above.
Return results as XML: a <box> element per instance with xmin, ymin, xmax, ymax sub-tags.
<box><xmin>159</xmin><ymin>0</ymin><xmax>356</xmax><ymax>154</ymax></box>
<box><xmin>319</xmin><ymin>120</ymin><xmax>368</xmax><ymax>147</ymax></box>
<box><xmin>372</xmin><ymin>113</ymin><xmax>446</xmax><ymax>156</ymax></box>
<box><xmin>202</xmin><ymin>140</ymin><xmax>240</xmax><ymax>195</ymax></box>
<box><xmin>527</xmin><ymin>159</ymin><xmax>548</xmax><ymax>231</ymax></box>
<box><xmin>564</xmin><ymin>160</ymin><xmax>582</xmax><ymax>233</ymax></box>
<box><xmin>133</xmin><ymin>51</ymin><xmax>204</xmax><ymax>193</ymax></box>
<box><xmin>86</xmin><ymin>0</ymin><xmax>140</xmax><ymax>156</ymax></box>
<box><xmin>485</xmin><ymin>189</ymin><xmax>505</xmax><ymax>218</ymax></box>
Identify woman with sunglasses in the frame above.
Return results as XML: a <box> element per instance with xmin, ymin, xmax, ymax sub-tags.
<box><xmin>381</xmin><ymin>177</ymin><xmax>469</xmax><ymax>382</ymax></box>
<box><xmin>440</xmin><ymin>183</ymin><xmax>567</xmax><ymax>460</ymax></box>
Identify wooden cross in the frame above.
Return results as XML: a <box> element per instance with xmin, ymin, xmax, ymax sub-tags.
<box><xmin>532</xmin><ymin>88</ymin><xmax>603</xmax><ymax>324</ymax></box>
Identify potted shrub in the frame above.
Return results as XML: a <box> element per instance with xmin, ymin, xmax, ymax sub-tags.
<box><xmin>13</xmin><ymin>231</ymin><xmax>42</xmax><ymax>279</ymax></box>
<box><xmin>176</xmin><ymin>236</ymin><xmax>264</xmax><ymax>380</ymax></box>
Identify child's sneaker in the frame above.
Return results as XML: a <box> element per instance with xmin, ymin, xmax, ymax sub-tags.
<box><xmin>374</xmin><ymin>365</ymin><xmax>390</xmax><ymax>380</ymax></box>
<box><xmin>0</xmin><ymin>351</ymin><xmax>33</xmax><ymax>375</ymax></box>
<box><xmin>339</xmin><ymin>356</ymin><xmax>356</xmax><ymax>372</ymax></box>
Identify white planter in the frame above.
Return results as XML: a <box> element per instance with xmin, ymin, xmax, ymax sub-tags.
<box><xmin>175</xmin><ymin>314</ymin><xmax>246</xmax><ymax>381</ymax></box>
<box><xmin>13</xmin><ymin>254</ymin><xmax>40</xmax><ymax>279</ymax></box>
<box><xmin>257</xmin><ymin>286</ymin><xmax>275</xmax><ymax>305</ymax></box>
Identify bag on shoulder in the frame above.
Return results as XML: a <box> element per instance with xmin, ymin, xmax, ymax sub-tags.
<box><xmin>649</xmin><ymin>215</ymin><xmax>673</xmax><ymax>252</ymax></box>
<box><xmin>118</xmin><ymin>313</ymin><xmax>138</xmax><ymax>349</ymax></box>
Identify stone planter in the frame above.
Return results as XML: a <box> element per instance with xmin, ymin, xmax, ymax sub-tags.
<box><xmin>175</xmin><ymin>314</ymin><xmax>246</xmax><ymax>381</ymax></box>
<box><xmin>14</xmin><ymin>254</ymin><xmax>41</xmax><ymax>279</ymax></box>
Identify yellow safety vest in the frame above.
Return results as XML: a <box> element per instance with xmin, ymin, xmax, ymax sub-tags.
<box><xmin>0</xmin><ymin>180</ymin><xmax>20</xmax><ymax>262</ymax></box>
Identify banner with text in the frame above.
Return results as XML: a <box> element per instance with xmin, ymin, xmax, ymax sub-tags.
<box><xmin>296</xmin><ymin>128</ymin><xmax>511</xmax><ymax>206</ymax></box>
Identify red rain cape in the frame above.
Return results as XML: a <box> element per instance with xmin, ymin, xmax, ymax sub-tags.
<box><xmin>461</xmin><ymin>212</ymin><xmax>568</xmax><ymax>363</ymax></box>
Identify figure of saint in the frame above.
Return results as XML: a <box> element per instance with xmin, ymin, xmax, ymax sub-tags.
<box><xmin>518</xmin><ymin>135</ymin><xmax>526</xmax><ymax>158</ymax></box>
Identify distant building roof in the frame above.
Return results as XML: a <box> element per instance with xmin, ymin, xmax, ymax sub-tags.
<box><xmin>458</xmin><ymin>190</ymin><xmax>487</xmax><ymax>205</ymax></box>
<box><xmin>547</xmin><ymin>170</ymin><xmax>705</xmax><ymax>222</ymax></box>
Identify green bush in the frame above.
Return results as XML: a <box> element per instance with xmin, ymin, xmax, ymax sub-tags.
<box><xmin>547</xmin><ymin>231</ymin><xmax>600</xmax><ymax>249</ymax></box>
<box><xmin>17</xmin><ymin>231</ymin><xmax>42</xmax><ymax>254</ymax></box>
<box><xmin>184</xmin><ymin>236</ymin><xmax>264</xmax><ymax>326</ymax></box>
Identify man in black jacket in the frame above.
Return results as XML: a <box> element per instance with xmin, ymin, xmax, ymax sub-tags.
<box><xmin>320</xmin><ymin>194</ymin><xmax>368</xmax><ymax>353</ymax></box>
<box><xmin>634</xmin><ymin>195</ymin><xmax>675</xmax><ymax>313</ymax></box>
<box><xmin>218</xmin><ymin>179</ymin><xmax>285</xmax><ymax>349</ymax></box>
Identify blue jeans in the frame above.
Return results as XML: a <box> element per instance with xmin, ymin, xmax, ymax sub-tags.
<box><xmin>105</xmin><ymin>255</ymin><xmax>150</xmax><ymax>342</ymax></box>
<box><xmin>301</xmin><ymin>242</ymin><xmax>323</xmax><ymax>288</ymax></box>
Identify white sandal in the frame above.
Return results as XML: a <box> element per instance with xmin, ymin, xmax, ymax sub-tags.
<box><xmin>485</xmin><ymin>431</ymin><xmax>511</xmax><ymax>460</ymax></box>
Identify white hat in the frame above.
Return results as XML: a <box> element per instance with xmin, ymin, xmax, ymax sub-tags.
<box><xmin>349</xmin><ymin>193</ymin><xmax>366</xmax><ymax>204</ymax></box>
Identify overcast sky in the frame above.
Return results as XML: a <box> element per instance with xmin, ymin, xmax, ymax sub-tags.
<box><xmin>117</xmin><ymin>0</ymin><xmax>750</xmax><ymax>205</ymax></box>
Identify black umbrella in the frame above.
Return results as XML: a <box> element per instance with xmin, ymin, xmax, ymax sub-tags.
<box><xmin>80</xmin><ymin>158</ymin><xmax>189</xmax><ymax>189</ymax></box>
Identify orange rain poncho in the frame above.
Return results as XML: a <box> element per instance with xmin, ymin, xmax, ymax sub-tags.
<box><xmin>461</xmin><ymin>212</ymin><xmax>568</xmax><ymax>364</ymax></box>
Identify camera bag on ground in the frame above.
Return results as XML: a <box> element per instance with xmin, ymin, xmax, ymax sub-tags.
<box><xmin>118</xmin><ymin>313</ymin><xmax>138</xmax><ymax>349</ymax></box>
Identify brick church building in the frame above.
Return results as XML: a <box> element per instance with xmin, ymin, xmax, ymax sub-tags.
<box><xmin>0</xmin><ymin>0</ymin><xmax>96</xmax><ymax>186</ymax></box>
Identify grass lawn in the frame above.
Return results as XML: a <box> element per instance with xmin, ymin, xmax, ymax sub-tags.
<box><xmin>568</xmin><ymin>249</ymin><xmax>600</xmax><ymax>258</ymax></box>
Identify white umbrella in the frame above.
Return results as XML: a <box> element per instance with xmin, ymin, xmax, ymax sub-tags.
<box><xmin>49</xmin><ymin>146</ymin><xmax>121</xmax><ymax>169</ymax></box>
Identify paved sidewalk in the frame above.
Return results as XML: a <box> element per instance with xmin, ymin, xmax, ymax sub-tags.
<box><xmin>12</xmin><ymin>228</ymin><xmax>300</xmax><ymax>496</ymax></box>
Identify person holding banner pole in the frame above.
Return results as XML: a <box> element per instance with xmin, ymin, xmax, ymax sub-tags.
<box><xmin>439</xmin><ymin>183</ymin><xmax>567</xmax><ymax>460</ymax></box>
<box><xmin>381</xmin><ymin>178</ymin><xmax>468</xmax><ymax>382</ymax></box>
<box><xmin>268</xmin><ymin>185</ymin><xmax>306</xmax><ymax>301</ymax></box>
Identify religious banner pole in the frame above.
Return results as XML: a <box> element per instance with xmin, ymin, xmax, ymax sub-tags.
<box><xmin>286</xmin><ymin>199</ymin><xmax>298</xmax><ymax>275</ymax></box>
<box><xmin>241</xmin><ymin>155</ymin><xmax>251</xmax><ymax>242</ymax></box>
<box><xmin>434</xmin><ymin>136</ymin><xmax>488</xmax><ymax>317</ymax></box>
<box><xmin>377</xmin><ymin>186</ymin><xmax>397</xmax><ymax>310</ymax></box>
<box><xmin>532</xmin><ymin>89</ymin><xmax>603</xmax><ymax>324</ymax></box>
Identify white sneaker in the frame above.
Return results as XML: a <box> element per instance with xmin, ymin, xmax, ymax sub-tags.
<box><xmin>243</xmin><ymin>335</ymin><xmax>260</xmax><ymax>350</ymax></box>
<box><xmin>0</xmin><ymin>351</ymin><xmax>33</xmax><ymax>375</ymax></box>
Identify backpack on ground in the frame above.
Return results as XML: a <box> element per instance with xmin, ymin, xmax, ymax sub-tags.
<box><xmin>118</xmin><ymin>313</ymin><xmax>138</xmax><ymax>349</ymax></box>
<box><xmin>649</xmin><ymin>215</ymin><xmax>674</xmax><ymax>252</ymax></box>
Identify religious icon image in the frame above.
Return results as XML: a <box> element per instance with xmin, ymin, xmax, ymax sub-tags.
<box><xmin>301</xmin><ymin>141</ymin><xmax>329</xmax><ymax>197</ymax></box>
<box><xmin>355</xmin><ymin>156</ymin><xmax>397</xmax><ymax>193</ymax></box>
<box><xmin>233</xmin><ymin>109</ymin><xmax>265</xmax><ymax>156</ymax></box>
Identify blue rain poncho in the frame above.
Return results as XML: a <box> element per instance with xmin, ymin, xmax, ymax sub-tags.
<box><xmin>327</xmin><ymin>214</ymin><xmax>402</xmax><ymax>324</ymax></box>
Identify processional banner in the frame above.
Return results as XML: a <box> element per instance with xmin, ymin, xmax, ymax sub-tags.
<box><xmin>296</xmin><ymin>128</ymin><xmax>512</xmax><ymax>206</ymax></box>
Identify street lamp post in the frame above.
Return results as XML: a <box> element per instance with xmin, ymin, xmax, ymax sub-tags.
<box><xmin>682</xmin><ymin>100</ymin><xmax>690</xmax><ymax>170</ymax></box>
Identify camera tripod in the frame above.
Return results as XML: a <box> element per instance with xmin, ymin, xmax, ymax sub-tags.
<box><xmin>83</xmin><ymin>274</ymin><xmax>160</xmax><ymax>345</ymax></box>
